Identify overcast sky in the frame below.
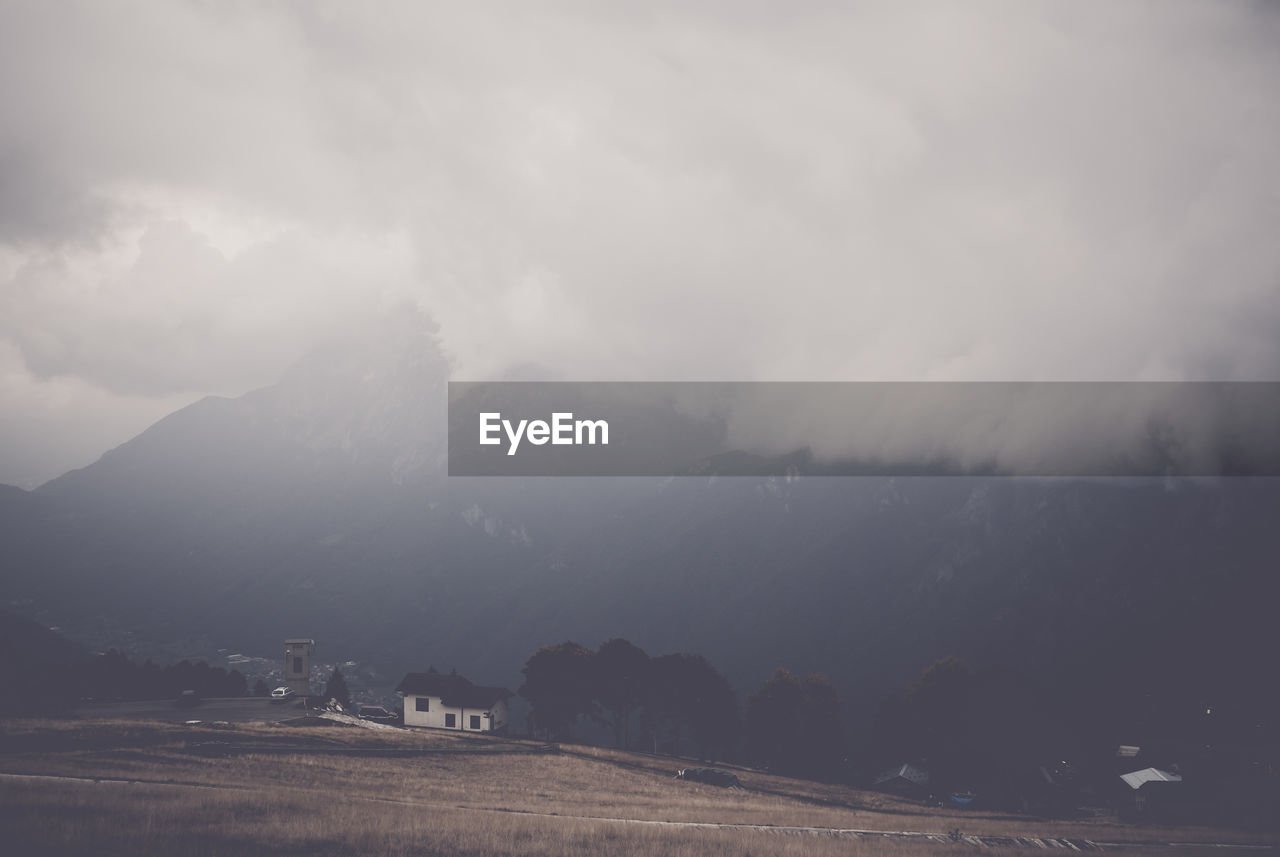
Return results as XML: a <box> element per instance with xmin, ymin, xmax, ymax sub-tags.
<box><xmin>2</xmin><ymin>1</ymin><xmax>1278</xmax><ymax>488</ymax></box>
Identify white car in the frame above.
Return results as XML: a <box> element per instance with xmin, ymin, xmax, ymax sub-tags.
<box><xmin>270</xmin><ymin>686</ymin><xmax>296</xmax><ymax>701</ymax></box>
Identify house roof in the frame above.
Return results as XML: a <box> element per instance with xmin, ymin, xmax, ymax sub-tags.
<box><xmin>1120</xmin><ymin>767</ymin><xmax>1182</xmax><ymax>790</ymax></box>
<box><xmin>874</xmin><ymin>763</ymin><xmax>930</xmax><ymax>786</ymax></box>
<box><xmin>395</xmin><ymin>672</ymin><xmax>512</xmax><ymax>709</ymax></box>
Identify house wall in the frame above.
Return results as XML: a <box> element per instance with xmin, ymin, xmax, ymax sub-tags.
<box><xmin>402</xmin><ymin>694</ymin><xmax>509</xmax><ymax>733</ymax></box>
<box><xmin>402</xmin><ymin>694</ymin><xmax>444</xmax><ymax>729</ymax></box>
<box><xmin>489</xmin><ymin>698</ymin><xmax>509</xmax><ymax>733</ymax></box>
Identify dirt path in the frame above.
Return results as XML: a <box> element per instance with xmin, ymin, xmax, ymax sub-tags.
<box><xmin>1</xmin><ymin>770</ymin><xmax>1273</xmax><ymax>852</ymax></box>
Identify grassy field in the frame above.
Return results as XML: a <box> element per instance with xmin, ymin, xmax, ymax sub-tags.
<box><xmin>0</xmin><ymin>718</ymin><xmax>1274</xmax><ymax>856</ymax></box>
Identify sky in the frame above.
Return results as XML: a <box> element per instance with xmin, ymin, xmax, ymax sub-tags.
<box><xmin>2</xmin><ymin>1</ymin><xmax>1279</xmax><ymax>488</ymax></box>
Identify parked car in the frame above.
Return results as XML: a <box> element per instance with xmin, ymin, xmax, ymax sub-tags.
<box><xmin>270</xmin><ymin>686</ymin><xmax>296</xmax><ymax>702</ymax></box>
<box><xmin>356</xmin><ymin>705</ymin><xmax>398</xmax><ymax>725</ymax></box>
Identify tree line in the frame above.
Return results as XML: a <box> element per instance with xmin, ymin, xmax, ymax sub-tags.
<box><xmin>868</xmin><ymin>656</ymin><xmax>1082</xmax><ymax>804</ymax></box>
<box><xmin>77</xmin><ymin>649</ymin><xmax>249</xmax><ymax>701</ymax></box>
<box><xmin>518</xmin><ymin>639</ymin><xmax>739</xmax><ymax>761</ymax></box>
<box><xmin>518</xmin><ymin>638</ymin><xmax>847</xmax><ymax>779</ymax></box>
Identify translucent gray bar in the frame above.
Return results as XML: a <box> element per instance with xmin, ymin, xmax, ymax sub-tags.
<box><xmin>448</xmin><ymin>382</ymin><xmax>1280</xmax><ymax>477</ymax></box>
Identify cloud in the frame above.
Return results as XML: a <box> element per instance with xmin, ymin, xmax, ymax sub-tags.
<box><xmin>1</xmin><ymin>1</ymin><xmax>1279</xmax><ymax>483</ymax></box>
<box><xmin>1</xmin><ymin>218</ymin><xmax>413</xmax><ymax>396</ymax></box>
<box><xmin>0</xmin><ymin>338</ymin><xmax>194</xmax><ymax>489</ymax></box>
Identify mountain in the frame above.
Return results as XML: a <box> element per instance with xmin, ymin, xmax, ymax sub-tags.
<box><xmin>2</xmin><ymin>318</ymin><xmax>1277</xmax><ymax>740</ymax></box>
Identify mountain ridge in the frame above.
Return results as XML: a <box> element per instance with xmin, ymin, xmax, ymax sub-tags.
<box><xmin>3</xmin><ymin>326</ymin><xmax>1276</xmax><ymax>739</ymax></box>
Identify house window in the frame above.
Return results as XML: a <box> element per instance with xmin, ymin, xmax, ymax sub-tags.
<box><xmin>414</xmin><ymin>697</ymin><xmax>430</xmax><ymax>712</ymax></box>
<box><xmin>445</xmin><ymin>713</ymin><xmax>456</xmax><ymax>728</ymax></box>
<box><xmin>292</xmin><ymin>656</ymin><xmax>302</xmax><ymax>674</ymax></box>
<box><xmin>469</xmin><ymin>715</ymin><xmax>482</xmax><ymax>730</ymax></box>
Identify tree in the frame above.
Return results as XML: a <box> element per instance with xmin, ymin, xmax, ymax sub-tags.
<box><xmin>745</xmin><ymin>668</ymin><xmax>803</xmax><ymax>770</ymax></box>
<box><xmin>868</xmin><ymin>690</ymin><xmax>912</xmax><ymax>770</ymax></box>
<box><xmin>903</xmin><ymin>656</ymin><xmax>973</xmax><ymax>785</ymax></box>
<box><xmin>681</xmin><ymin>656</ymin><xmax>739</xmax><ymax>762</ymax></box>
<box><xmin>744</xmin><ymin>668</ymin><xmax>845</xmax><ymax>778</ymax></box>
<box><xmin>961</xmin><ymin>667</ymin><xmax>1065</xmax><ymax>805</ymax></box>
<box><xmin>645</xmin><ymin>653</ymin><xmax>738</xmax><ymax>761</ymax></box>
<box><xmin>897</xmin><ymin>660</ymin><xmax>1068</xmax><ymax>803</ymax></box>
<box><xmin>252</xmin><ymin>678</ymin><xmax>270</xmax><ymax>697</ymax></box>
<box><xmin>324</xmin><ymin>667</ymin><xmax>351</xmax><ymax>710</ymax></box>
<box><xmin>226</xmin><ymin>669</ymin><xmax>248</xmax><ymax>698</ymax></box>
<box><xmin>905</xmin><ymin>656</ymin><xmax>972</xmax><ymax>713</ymax></box>
<box><xmin>593</xmin><ymin>638</ymin><xmax>650</xmax><ymax>748</ymax></box>
<box><xmin>70</xmin><ymin>651</ymin><xmax>250</xmax><ymax>702</ymax></box>
<box><xmin>519</xmin><ymin>641</ymin><xmax>596</xmax><ymax>740</ymax></box>
<box><xmin>794</xmin><ymin>672</ymin><xmax>844</xmax><ymax>779</ymax></box>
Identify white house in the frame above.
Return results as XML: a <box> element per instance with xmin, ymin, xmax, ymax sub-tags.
<box><xmin>395</xmin><ymin>671</ymin><xmax>512</xmax><ymax>734</ymax></box>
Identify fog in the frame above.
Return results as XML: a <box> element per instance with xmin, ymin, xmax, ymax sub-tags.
<box><xmin>2</xmin><ymin>2</ymin><xmax>1278</xmax><ymax>487</ymax></box>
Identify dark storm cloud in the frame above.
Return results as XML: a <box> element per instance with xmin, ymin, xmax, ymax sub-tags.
<box><xmin>1</xmin><ymin>1</ymin><xmax>1279</xmax><ymax>485</ymax></box>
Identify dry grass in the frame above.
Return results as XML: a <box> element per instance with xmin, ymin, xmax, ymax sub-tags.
<box><xmin>0</xmin><ymin>718</ymin><xmax>1274</xmax><ymax>856</ymax></box>
<box><xmin>0</xmin><ymin>778</ymin><xmax>995</xmax><ymax>857</ymax></box>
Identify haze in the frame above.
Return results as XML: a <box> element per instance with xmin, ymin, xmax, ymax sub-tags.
<box><xmin>2</xmin><ymin>1</ymin><xmax>1279</xmax><ymax>488</ymax></box>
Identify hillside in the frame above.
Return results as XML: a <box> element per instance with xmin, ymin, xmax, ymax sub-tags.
<box><xmin>1</xmin><ymin>719</ymin><xmax>1273</xmax><ymax>856</ymax></box>
<box><xmin>1</xmin><ymin>325</ymin><xmax>1277</xmax><ymax>744</ymax></box>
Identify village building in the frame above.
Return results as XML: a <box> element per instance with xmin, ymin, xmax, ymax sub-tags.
<box><xmin>1120</xmin><ymin>766</ymin><xmax>1181</xmax><ymax>791</ymax></box>
<box><xmin>284</xmin><ymin>638</ymin><xmax>315</xmax><ymax>697</ymax></box>
<box><xmin>1115</xmin><ymin>744</ymin><xmax>1141</xmax><ymax>760</ymax></box>
<box><xmin>872</xmin><ymin>763</ymin><xmax>931</xmax><ymax>797</ymax></box>
<box><xmin>1118</xmin><ymin>767</ymin><xmax>1186</xmax><ymax>821</ymax></box>
<box><xmin>395</xmin><ymin>671</ymin><xmax>512</xmax><ymax>734</ymax></box>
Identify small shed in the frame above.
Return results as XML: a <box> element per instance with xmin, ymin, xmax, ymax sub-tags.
<box><xmin>1119</xmin><ymin>767</ymin><xmax>1185</xmax><ymax>820</ymax></box>
<box><xmin>1120</xmin><ymin>767</ymin><xmax>1181</xmax><ymax>790</ymax></box>
<box><xmin>873</xmin><ymin>763</ymin><xmax>931</xmax><ymax>797</ymax></box>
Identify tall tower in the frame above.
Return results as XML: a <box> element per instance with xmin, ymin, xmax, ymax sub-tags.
<box><xmin>284</xmin><ymin>639</ymin><xmax>315</xmax><ymax>696</ymax></box>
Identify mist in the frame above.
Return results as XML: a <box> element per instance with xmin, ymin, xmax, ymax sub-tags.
<box><xmin>2</xmin><ymin>1</ymin><xmax>1279</xmax><ymax>486</ymax></box>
